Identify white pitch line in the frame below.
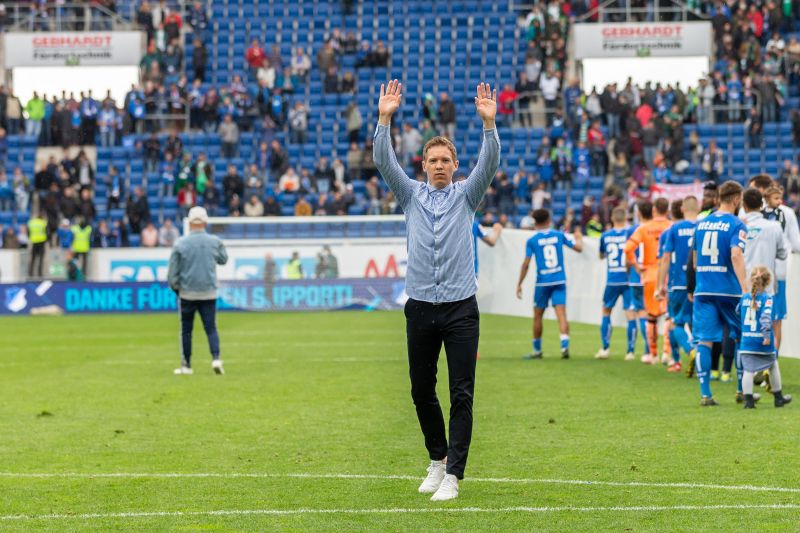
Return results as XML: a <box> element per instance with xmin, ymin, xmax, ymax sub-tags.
<box><xmin>1</xmin><ymin>504</ymin><xmax>799</xmax><ymax>521</ymax></box>
<box><xmin>1</xmin><ymin>472</ymin><xmax>799</xmax><ymax>494</ymax></box>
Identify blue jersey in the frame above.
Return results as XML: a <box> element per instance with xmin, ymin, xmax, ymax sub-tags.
<box><xmin>599</xmin><ymin>228</ymin><xmax>628</xmax><ymax>286</ymax></box>
<box><xmin>662</xmin><ymin>219</ymin><xmax>695</xmax><ymax>291</ymax></box>
<box><xmin>525</xmin><ymin>229</ymin><xmax>576</xmax><ymax>286</ymax></box>
<box><xmin>693</xmin><ymin>212</ymin><xmax>746</xmax><ymax>297</ymax></box>
<box><xmin>472</xmin><ymin>220</ymin><xmax>484</xmax><ymax>274</ymax></box>
<box><xmin>627</xmin><ymin>225</ymin><xmax>642</xmax><ymax>286</ymax></box>
<box><xmin>738</xmin><ymin>292</ymin><xmax>775</xmax><ymax>354</ymax></box>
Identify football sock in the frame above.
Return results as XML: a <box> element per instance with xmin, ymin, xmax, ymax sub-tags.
<box><xmin>669</xmin><ymin>329</ymin><xmax>681</xmax><ymax>363</ymax></box>
<box><xmin>697</xmin><ymin>344</ymin><xmax>713</xmax><ymax>398</ymax></box>
<box><xmin>532</xmin><ymin>338</ymin><xmax>542</xmax><ymax>354</ymax></box>
<box><xmin>639</xmin><ymin>318</ymin><xmax>649</xmax><ymax>354</ymax></box>
<box><xmin>560</xmin><ymin>334</ymin><xmax>569</xmax><ymax>351</ymax></box>
<box><xmin>647</xmin><ymin>319</ymin><xmax>658</xmax><ymax>356</ymax></box>
<box><xmin>673</xmin><ymin>326</ymin><xmax>693</xmax><ymax>354</ymax></box>
<box><xmin>735</xmin><ymin>348</ymin><xmax>743</xmax><ymax>393</ymax></box>
<box><xmin>742</xmin><ymin>371</ymin><xmax>755</xmax><ymax>395</ymax></box>
<box><xmin>626</xmin><ymin>320</ymin><xmax>637</xmax><ymax>353</ymax></box>
<box><xmin>770</xmin><ymin>361</ymin><xmax>783</xmax><ymax>391</ymax></box>
<box><xmin>600</xmin><ymin>316</ymin><xmax>611</xmax><ymax>350</ymax></box>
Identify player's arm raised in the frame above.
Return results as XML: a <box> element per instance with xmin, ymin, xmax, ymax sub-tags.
<box><xmin>465</xmin><ymin>83</ymin><xmax>501</xmax><ymax>211</ymax></box>
<box><xmin>516</xmin><ymin>257</ymin><xmax>531</xmax><ymax>300</ymax></box>
<box><xmin>373</xmin><ymin>79</ymin><xmax>414</xmax><ymax>207</ymax></box>
<box><xmin>571</xmin><ymin>226</ymin><xmax>583</xmax><ymax>252</ymax></box>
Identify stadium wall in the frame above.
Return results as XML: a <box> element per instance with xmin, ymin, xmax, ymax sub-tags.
<box><xmin>476</xmin><ymin>229</ymin><xmax>800</xmax><ymax>360</ymax></box>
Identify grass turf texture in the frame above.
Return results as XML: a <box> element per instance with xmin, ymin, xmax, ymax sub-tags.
<box><xmin>1</xmin><ymin>311</ymin><xmax>799</xmax><ymax>532</ymax></box>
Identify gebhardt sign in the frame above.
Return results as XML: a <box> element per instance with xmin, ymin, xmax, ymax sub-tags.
<box><xmin>4</xmin><ymin>31</ymin><xmax>143</xmax><ymax>67</ymax></box>
<box><xmin>573</xmin><ymin>21</ymin><xmax>712</xmax><ymax>58</ymax></box>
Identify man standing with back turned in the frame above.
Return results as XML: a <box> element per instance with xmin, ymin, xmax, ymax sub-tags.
<box><xmin>374</xmin><ymin>80</ymin><xmax>499</xmax><ymax>502</ymax></box>
<box><xmin>168</xmin><ymin>206</ymin><xmax>229</xmax><ymax>376</ymax></box>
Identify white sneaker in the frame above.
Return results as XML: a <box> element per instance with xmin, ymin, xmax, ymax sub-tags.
<box><xmin>430</xmin><ymin>473</ymin><xmax>459</xmax><ymax>501</ymax></box>
<box><xmin>173</xmin><ymin>366</ymin><xmax>193</xmax><ymax>375</ymax></box>
<box><xmin>212</xmin><ymin>359</ymin><xmax>224</xmax><ymax>375</ymax></box>
<box><xmin>640</xmin><ymin>354</ymin><xmax>656</xmax><ymax>365</ymax></box>
<box><xmin>418</xmin><ymin>460</ymin><xmax>446</xmax><ymax>493</ymax></box>
<box><xmin>595</xmin><ymin>348</ymin><xmax>610</xmax><ymax>360</ymax></box>
<box><xmin>660</xmin><ymin>353</ymin><xmax>672</xmax><ymax>365</ymax></box>
<box><xmin>624</xmin><ymin>352</ymin><xmax>635</xmax><ymax>361</ymax></box>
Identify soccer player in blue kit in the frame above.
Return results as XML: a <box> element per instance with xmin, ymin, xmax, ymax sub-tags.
<box><xmin>691</xmin><ymin>181</ymin><xmax>748</xmax><ymax>406</ymax></box>
<box><xmin>595</xmin><ymin>207</ymin><xmax>638</xmax><ymax>360</ymax></box>
<box><xmin>516</xmin><ymin>209</ymin><xmax>583</xmax><ymax>359</ymax></box>
<box><xmin>656</xmin><ymin>197</ymin><xmax>699</xmax><ymax>373</ymax></box>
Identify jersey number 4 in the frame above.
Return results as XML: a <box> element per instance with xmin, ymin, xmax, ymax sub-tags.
<box><xmin>701</xmin><ymin>232</ymin><xmax>719</xmax><ymax>265</ymax></box>
<box><xmin>744</xmin><ymin>306</ymin><xmax>757</xmax><ymax>331</ymax></box>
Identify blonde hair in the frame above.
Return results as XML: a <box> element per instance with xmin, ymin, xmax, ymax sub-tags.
<box><xmin>423</xmin><ymin>136</ymin><xmax>457</xmax><ymax>162</ymax></box>
<box><xmin>749</xmin><ymin>266</ymin><xmax>772</xmax><ymax>310</ymax></box>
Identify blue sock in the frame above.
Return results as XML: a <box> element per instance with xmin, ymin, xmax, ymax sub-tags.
<box><xmin>626</xmin><ymin>320</ymin><xmax>637</xmax><ymax>353</ymax></box>
<box><xmin>560</xmin><ymin>334</ymin><xmax>569</xmax><ymax>351</ymax></box>
<box><xmin>639</xmin><ymin>318</ymin><xmax>649</xmax><ymax>354</ymax></box>
<box><xmin>601</xmin><ymin>316</ymin><xmax>611</xmax><ymax>349</ymax></box>
<box><xmin>697</xmin><ymin>344</ymin><xmax>713</xmax><ymax>398</ymax></box>
<box><xmin>533</xmin><ymin>338</ymin><xmax>542</xmax><ymax>354</ymax></box>
<box><xmin>669</xmin><ymin>329</ymin><xmax>681</xmax><ymax>363</ymax></box>
<box><xmin>673</xmin><ymin>326</ymin><xmax>693</xmax><ymax>355</ymax></box>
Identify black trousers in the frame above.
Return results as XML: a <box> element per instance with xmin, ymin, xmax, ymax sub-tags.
<box><xmin>28</xmin><ymin>242</ymin><xmax>45</xmax><ymax>277</ymax></box>
<box><xmin>405</xmin><ymin>295</ymin><xmax>479</xmax><ymax>479</ymax></box>
<box><xmin>179</xmin><ymin>298</ymin><xmax>220</xmax><ymax>366</ymax></box>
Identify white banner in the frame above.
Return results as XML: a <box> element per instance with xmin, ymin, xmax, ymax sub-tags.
<box><xmin>573</xmin><ymin>22</ymin><xmax>712</xmax><ymax>59</ymax></box>
<box><xmin>0</xmin><ymin>250</ymin><xmax>20</xmax><ymax>283</ymax></box>
<box><xmin>476</xmin><ymin>228</ymin><xmax>800</xmax><ymax>359</ymax></box>
<box><xmin>4</xmin><ymin>32</ymin><xmax>144</xmax><ymax>67</ymax></box>
<box><xmin>87</xmin><ymin>238</ymin><xmax>408</xmax><ymax>282</ymax></box>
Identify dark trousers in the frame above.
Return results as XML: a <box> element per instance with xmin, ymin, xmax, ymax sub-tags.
<box><xmin>28</xmin><ymin>242</ymin><xmax>45</xmax><ymax>277</ymax></box>
<box><xmin>180</xmin><ymin>298</ymin><xmax>220</xmax><ymax>366</ymax></box>
<box><xmin>405</xmin><ymin>295</ymin><xmax>479</xmax><ymax>479</ymax></box>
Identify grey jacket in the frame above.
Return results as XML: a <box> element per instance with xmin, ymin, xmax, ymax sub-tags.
<box><xmin>743</xmin><ymin>212</ymin><xmax>786</xmax><ymax>292</ymax></box>
<box><xmin>167</xmin><ymin>230</ymin><xmax>228</xmax><ymax>300</ymax></box>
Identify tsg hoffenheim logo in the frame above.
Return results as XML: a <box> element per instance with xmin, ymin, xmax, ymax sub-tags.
<box><xmin>4</xmin><ymin>287</ymin><xmax>28</xmax><ymax>313</ymax></box>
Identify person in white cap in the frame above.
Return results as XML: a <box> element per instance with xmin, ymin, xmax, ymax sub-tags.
<box><xmin>167</xmin><ymin>207</ymin><xmax>228</xmax><ymax>375</ymax></box>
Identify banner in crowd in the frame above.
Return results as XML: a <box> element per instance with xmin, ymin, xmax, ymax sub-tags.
<box><xmin>88</xmin><ymin>240</ymin><xmax>408</xmax><ymax>282</ymax></box>
<box><xmin>649</xmin><ymin>182</ymin><xmax>704</xmax><ymax>202</ymax></box>
<box><xmin>0</xmin><ymin>278</ymin><xmax>407</xmax><ymax>315</ymax></box>
<box><xmin>4</xmin><ymin>31</ymin><xmax>144</xmax><ymax>67</ymax></box>
<box><xmin>572</xmin><ymin>22</ymin><xmax>712</xmax><ymax>58</ymax></box>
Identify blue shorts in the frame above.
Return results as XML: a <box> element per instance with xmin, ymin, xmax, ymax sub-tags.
<box><xmin>534</xmin><ymin>284</ymin><xmax>566</xmax><ymax>309</ymax></box>
<box><xmin>692</xmin><ymin>295</ymin><xmax>741</xmax><ymax>343</ymax></box>
<box><xmin>603</xmin><ymin>284</ymin><xmax>631</xmax><ymax>310</ymax></box>
<box><xmin>628</xmin><ymin>285</ymin><xmax>644</xmax><ymax>311</ymax></box>
<box><xmin>667</xmin><ymin>289</ymin><xmax>693</xmax><ymax>326</ymax></box>
<box><xmin>773</xmin><ymin>280</ymin><xmax>787</xmax><ymax>321</ymax></box>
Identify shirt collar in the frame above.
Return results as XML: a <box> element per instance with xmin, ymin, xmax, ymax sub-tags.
<box><xmin>744</xmin><ymin>211</ymin><xmax>763</xmax><ymax>222</ymax></box>
<box><xmin>426</xmin><ymin>181</ymin><xmax>453</xmax><ymax>195</ymax></box>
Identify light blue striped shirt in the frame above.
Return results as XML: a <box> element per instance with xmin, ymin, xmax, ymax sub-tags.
<box><xmin>373</xmin><ymin>124</ymin><xmax>500</xmax><ymax>303</ymax></box>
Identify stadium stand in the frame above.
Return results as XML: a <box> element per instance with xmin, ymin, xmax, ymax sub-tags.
<box><xmin>2</xmin><ymin>0</ymin><xmax>800</xmax><ymax>254</ymax></box>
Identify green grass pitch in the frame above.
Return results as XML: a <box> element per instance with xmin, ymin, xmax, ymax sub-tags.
<box><xmin>1</xmin><ymin>311</ymin><xmax>799</xmax><ymax>531</ymax></box>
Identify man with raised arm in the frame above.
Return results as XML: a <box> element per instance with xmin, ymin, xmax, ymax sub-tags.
<box><xmin>373</xmin><ymin>80</ymin><xmax>500</xmax><ymax>502</ymax></box>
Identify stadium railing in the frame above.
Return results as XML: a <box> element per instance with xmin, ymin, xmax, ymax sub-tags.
<box><xmin>198</xmin><ymin>215</ymin><xmax>407</xmax><ymax>243</ymax></box>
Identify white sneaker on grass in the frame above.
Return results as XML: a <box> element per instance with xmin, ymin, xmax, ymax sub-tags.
<box><xmin>173</xmin><ymin>366</ymin><xmax>193</xmax><ymax>375</ymax></box>
<box><xmin>430</xmin><ymin>473</ymin><xmax>459</xmax><ymax>501</ymax></box>
<box><xmin>212</xmin><ymin>359</ymin><xmax>224</xmax><ymax>375</ymax></box>
<box><xmin>418</xmin><ymin>460</ymin><xmax>446</xmax><ymax>493</ymax></box>
<box><xmin>624</xmin><ymin>352</ymin><xmax>635</xmax><ymax>361</ymax></box>
<box><xmin>595</xmin><ymin>348</ymin><xmax>610</xmax><ymax>360</ymax></box>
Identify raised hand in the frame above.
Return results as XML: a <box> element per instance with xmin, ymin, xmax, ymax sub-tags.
<box><xmin>378</xmin><ymin>79</ymin><xmax>402</xmax><ymax>125</ymax></box>
<box><xmin>474</xmin><ymin>82</ymin><xmax>497</xmax><ymax>127</ymax></box>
